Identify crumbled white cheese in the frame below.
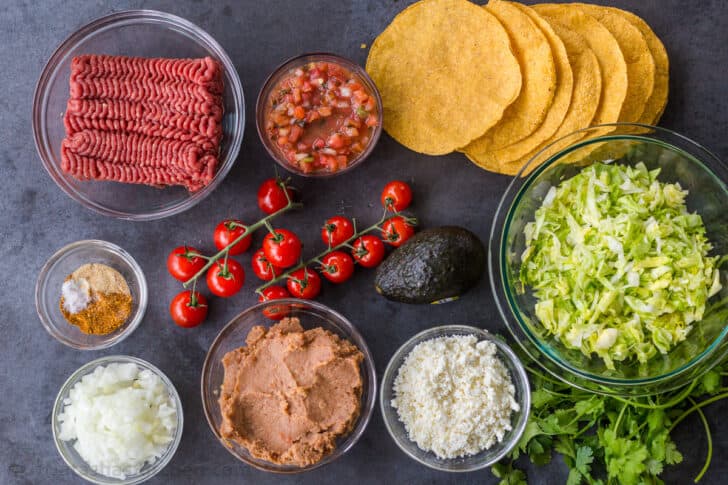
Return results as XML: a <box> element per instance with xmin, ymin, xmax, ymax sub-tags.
<box><xmin>391</xmin><ymin>335</ymin><xmax>519</xmax><ymax>459</ymax></box>
<box><xmin>61</xmin><ymin>277</ymin><xmax>92</xmax><ymax>313</ymax></box>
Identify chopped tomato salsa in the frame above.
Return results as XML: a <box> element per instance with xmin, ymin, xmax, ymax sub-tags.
<box><xmin>264</xmin><ymin>61</ymin><xmax>379</xmax><ymax>174</ymax></box>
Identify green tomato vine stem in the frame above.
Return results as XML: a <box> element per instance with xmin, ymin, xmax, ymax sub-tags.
<box><xmin>182</xmin><ymin>196</ymin><xmax>302</xmax><ymax>289</ymax></box>
<box><xmin>255</xmin><ymin>211</ymin><xmax>414</xmax><ymax>295</ymax></box>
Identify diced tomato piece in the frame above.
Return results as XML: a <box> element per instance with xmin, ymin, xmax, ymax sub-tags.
<box><xmin>292</xmin><ymin>88</ymin><xmax>302</xmax><ymax>103</ymax></box>
<box><xmin>302</xmin><ymin>81</ymin><xmax>314</xmax><ymax>93</ymax></box>
<box><xmin>307</xmin><ymin>110</ymin><xmax>321</xmax><ymax>122</ymax></box>
<box><xmin>289</xmin><ymin>124</ymin><xmax>303</xmax><ymax>143</ymax></box>
<box><xmin>353</xmin><ymin>90</ymin><xmax>368</xmax><ymax>103</ymax></box>
<box><xmin>293</xmin><ymin>106</ymin><xmax>306</xmax><ymax>120</ymax></box>
<box><xmin>318</xmin><ymin>106</ymin><xmax>333</xmax><ymax>117</ymax></box>
<box><xmin>327</xmin><ymin>133</ymin><xmax>346</xmax><ymax>149</ymax></box>
<box><xmin>277</xmin><ymin>136</ymin><xmax>289</xmax><ymax>147</ymax></box>
<box><xmin>336</xmin><ymin>155</ymin><xmax>348</xmax><ymax>170</ymax></box>
<box><xmin>366</xmin><ymin>114</ymin><xmax>378</xmax><ymax>127</ymax></box>
<box><xmin>312</xmin><ymin>138</ymin><xmax>326</xmax><ymax>150</ymax></box>
<box><xmin>365</xmin><ymin>97</ymin><xmax>376</xmax><ymax>111</ymax></box>
<box><xmin>297</xmin><ymin>142</ymin><xmax>310</xmax><ymax>152</ymax></box>
<box><xmin>321</xmin><ymin>155</ymin><xmax>337</xmax><ymax>172</ymax></box>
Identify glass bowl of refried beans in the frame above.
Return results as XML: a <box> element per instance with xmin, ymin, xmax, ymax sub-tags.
<box><xmin>201</xmin><ymin>298</ymin><xmax>376</xmax><ymax>473</ymax></box>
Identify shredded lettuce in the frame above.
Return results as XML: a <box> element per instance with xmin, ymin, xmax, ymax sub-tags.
<box><xmin>519</xmin><ymin>162</ymin><xmax>722</xmax><ymax>369</ymax></box>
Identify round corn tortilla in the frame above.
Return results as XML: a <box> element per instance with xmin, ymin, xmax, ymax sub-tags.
<box><xmin>463</xmin><ymin>0</ymin><xmax>556</xmax><ymax>154</ymax></box>
<box><xmin>574</xmin><ymin>3</ymin><xmax>655</xmax><ymax>123</ymax></box>
<box><xmin>365</xmin><ymin>0</ymin><xmax>522</xmax><ymax>155</ymax></box>
<box><xmin>465</xmin><ymin>2</ymin><xmax>573</xmax><ymax>173</ymax></box>
<box><xmin>502</xmin><ymin>21</ymin><xmax>602</xmax><ymax>176</ymax></box>
<box><xmin>534</xmin><ymin>3</ymin><xmax>627</xmax><ymax>126</ymax></box>
<box><xmin>609</xmin><ymin>7</ymin><xmax>669</xmax><ymax>124</ymax></box>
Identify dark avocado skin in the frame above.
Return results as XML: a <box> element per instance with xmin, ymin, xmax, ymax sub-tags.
<box><xmin>374</xmin><ymin>226</ymin><xmax>486</xmax><ymax>304</ymax></box>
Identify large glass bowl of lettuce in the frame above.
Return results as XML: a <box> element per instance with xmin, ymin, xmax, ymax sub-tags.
<box><xmin>491</xmin><ymin>124</ymin><xmax>728</xmax><ymax>396</ymax></box>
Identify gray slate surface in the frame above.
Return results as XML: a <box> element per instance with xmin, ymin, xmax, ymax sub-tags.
<box><xmin>1</xmin><ymin>0</ymin><xmax>727</xmax><ymax>484</ymax></box>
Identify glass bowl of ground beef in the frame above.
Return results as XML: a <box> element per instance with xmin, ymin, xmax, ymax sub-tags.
<box><xmin>380</xmin><ymin>325</ymin><xmax>530</xmax><ymax>472</ymax></box>
<box><xmin>33</xmin><ymin>10</ymin><xmax>245</xmax><ymax>220</ymax></box>
<box><xmin>35</xmin><ymin>239</ymin><xmax>147</xmax><ymax>350</ymax></box>
<box><xmin>201</xmin><ymin>299</ymin><xmax>377</xmax><ymax>473</ymax></box>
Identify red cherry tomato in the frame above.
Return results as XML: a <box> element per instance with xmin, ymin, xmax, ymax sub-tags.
<box><xmin>257</xmin><ymin>178</ymin><xmax>296</xmax><ymax>215</ymax></box>
<box><xmin>258</xmin><ymin>286</ymin><xmax>290</xmax><ymax>320</ymax></box>
<box><xmin>321</xmin><ymin>216</ymin><xmax>355</xmax><ymax>247</ymax></box>
<box><xmin>381</xmin><ymin>180</ymin><xmax>413</xmax><ymax>212</ymax></box>
<box><xmin>320</xmin><ymin>251</ymin><xmax>355</xmax><ymax>284</ymax></box>
<box><xmin>352</xmin><ymin>235</ymin><xmax>386</xmax><ymax>268</ymax></box>
<box><xmin>206</xmin><ymin>259</ymin><xmax>245</xmax><ymax>297</ymax></box>
<box><xmin>381</xmin><ymin>216</ymin><xmax>416</xmax><ymax>247</ymax></box>
<box><xmin>286</xmin><ymin>267</ymin><xmax>322</xmax><ymax>299</ymax></box>
<box><xmin>263</xmin><ymin>229</ymin><xmax>302</xmax><ymax>268</ymax></box>
<box><xmin>251</xmin><ymin>248</ymin><xmax>282</xmax><ymax>281</ymax></box>
<box><xmin>167</xmin><ymin>246</ymin><xmax>206</xmax><ymax>282</ymax></box>
<box><xmin>213</xmin><ymin>219</ymin><xmax>251</xmax><ymax>255</ymax></box>
<box><xmin>169</xmin><ymin>290</ymin><xmax>208</xmax><ymax>328</ymax></box>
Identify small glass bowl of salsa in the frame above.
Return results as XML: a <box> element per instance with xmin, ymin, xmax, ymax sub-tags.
<box><xmin>256</xmin><ymin>53</ymin><xmax>383</xmax><ymax>176</ymax></box>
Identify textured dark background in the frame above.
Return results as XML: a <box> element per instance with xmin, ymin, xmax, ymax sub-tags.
<box><xmin>1</xmin><ymin>1</ymin><xmax>727</xmax><ymax>483</ymax></box>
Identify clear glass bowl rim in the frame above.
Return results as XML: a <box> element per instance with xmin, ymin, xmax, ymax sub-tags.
<box><xmin>32</xmin><ymin>9</ymin><xmax>245</xmax><ymax>220</ymax></box>
<box><xmin>52</xmin><ymin>354</ymin><xmax>184</xmax><ymax>485</ymax></box>
<box><xmin>35</xmin><ymin>239</ymin><xmax>148</xmax><ymax>350</ymax></box>
<box><xmin>200</xmin><ymin>298</ymin><xmax>378</xmax><ymax>473</ymax></box>
<box><xmin>379</xmin><ymin>324</ymin><xmax>531</xmax><ymax>472</ymax></box>
<box><xmin>491</xmin><ymin>122</ymin><xmax>728</xmax><ymax>388</ymax></box>
<box><xmin>255</xmin><ymin>52</ymin><xmax>383</xmax><ymax>178</ymax></box>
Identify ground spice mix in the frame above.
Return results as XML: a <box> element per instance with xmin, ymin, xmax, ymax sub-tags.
<box><xmin>59</xmin><ymin>263</ymin><xmax>133</xmax><ymax>335</ymax></box>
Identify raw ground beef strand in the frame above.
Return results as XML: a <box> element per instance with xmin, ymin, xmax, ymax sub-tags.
<box><xmin>60</xmin><ymin>55</ymin><xmax>224</xmax><ymax>191</ymax></box>
<box><xmin>63</xmin><ymin>130</ymin><xmax>214</xmax><ymax>172</ymax></box>
<box><xmin>70</xmin><ymin>77</ymin><xmax>222</xmax><ymax>104</ymax></box>
<box><xmin>62</xmin><ymin>147</ymin><xmax>217</xmax><ymax>192</ymax></box>
<box><xmin>64</xmin><ymin>117</ymin><xmax>219</xmax><ymax>149</ymax></box>
<box><xmin>72</xmin><ymin>55</ymin><xmax>221</xmax><ymax>87</ymax></box>
<box><xmin>66</xmin><ymin>98</ymin><xmax>222</xmax><ymax>127</ymax></box>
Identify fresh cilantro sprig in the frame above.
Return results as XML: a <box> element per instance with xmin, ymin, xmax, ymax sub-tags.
<box><xmin>493</xmin><ymin>362</ymin><xmax>728</xmax><ymax>485</ymax></box>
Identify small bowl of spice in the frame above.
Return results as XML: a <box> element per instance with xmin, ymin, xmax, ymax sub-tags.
<box><xmin>36</xmin><ymin>240</ymin><xmax>147</xmax><ymax>350</ymax></box>
<box><xmin>380</xmin><ymin>325</ymin><xmax>530</xmax><ymax>472</ymax></box>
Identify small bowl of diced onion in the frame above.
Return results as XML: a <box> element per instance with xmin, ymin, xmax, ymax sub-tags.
<box><xmin>52</xmin><ymin>355</ymin><xmax>183</xmax><ymax>484</ymax></box>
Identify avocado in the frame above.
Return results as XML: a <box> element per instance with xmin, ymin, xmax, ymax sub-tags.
<box><xmin>374</xmin><ymin>226</ymin><xmax>486</xmax><ymax>304</ymax></box>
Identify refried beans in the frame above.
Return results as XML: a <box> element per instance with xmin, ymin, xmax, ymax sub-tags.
<box><xmin>218</xmin><ymin>317</ymin><xmax>364</xmax><ymax>466</ymax></box>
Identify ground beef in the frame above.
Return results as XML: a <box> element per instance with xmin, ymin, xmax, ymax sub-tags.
<box><xmin>71</xmin><ymin>55</ymin><xmax>221</xmax><ymax>88</ymax></box>
<box><xmin>64</xmin><ymin>117</ymin><xmax>218</xmax><ymax>149</ymax></box>
<box><xmin>60</xmin><ymin>55</ymin><xmax>224</xmax><ymax>191</ymax></box>
<box><xmin>62</xmin><ymin>147</ymin><xmax>216</xmax><ymax>192</ymax></box>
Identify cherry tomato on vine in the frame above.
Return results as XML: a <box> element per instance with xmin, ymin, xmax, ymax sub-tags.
<box><xmin>259</xmin><ymin>286</ymin><xmax>290</xmax><ymax>320</ymax></box>
<box><xmin>258</xmin><ymin>178</ymin><xmax>296</xmax><ymax>215</ymax></box>
<box><xmin>320</xmin><ymin>251</ymin><xmax>355</xmax><ymax>284</ymax></box>
<box><xmin>352</xmin><ymin>235</ymin><xmax>385</xmax><ymax>268</ymax></box>
<box><xmin>252</xmin><ymin>248</ymin><xmax>282</xmax><ymax>281</ymax></box>
<box><xmin>381</xmin><ymin>216</ymin><xmax>415</xmax><ymax>247</ymax></box>
<box><xmin>169</xmin><ymin>290</ymin><xmax>208</xmax><ymax>328</ymax></box>
<box><xmin>206</xmin><ymin>259</ymin><xmax>245</xmax><ymax>297</ymax></box>
<box><xmin>381</xmin><ymin>180</ymin><xmax>412</xmax><ymax>212</ymax></box>
<box><xmin>167</xmin><ymin>246</ymin><xmax>206</xmax><ymax>282</ymax></box>
<box><xmin>321</xmin><ymin>216</ymin><xmax>355</xmax><ymax>247</ymax></box>
<box><xmin>287</xmin><ymin>267</ymin><xmax>322</xmax><ymax>299</ymax></box>
<box><xmin>263</xmin><ymin>229</ymin><xmax>302</xmax><ymax>268</ymax></box>
<box><xmin>213</xmin><ymin>219</ymin><xmax>252</xmax><ymax>255</ymax></box>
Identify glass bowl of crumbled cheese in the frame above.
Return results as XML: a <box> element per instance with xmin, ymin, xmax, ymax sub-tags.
<box><xmin>36</xmin><ymin>240</ymin><xmax>147</xmax><ymax>350</ymax></box>
<box><xmin>380</xmin><ymin>325</ymin><xmax>530</xmax><ymax>472</ymax></box>
<box><xmin>52</xmin><ymin>355</ymin><xmax>183</xmax><ymax>484</ymax></box>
